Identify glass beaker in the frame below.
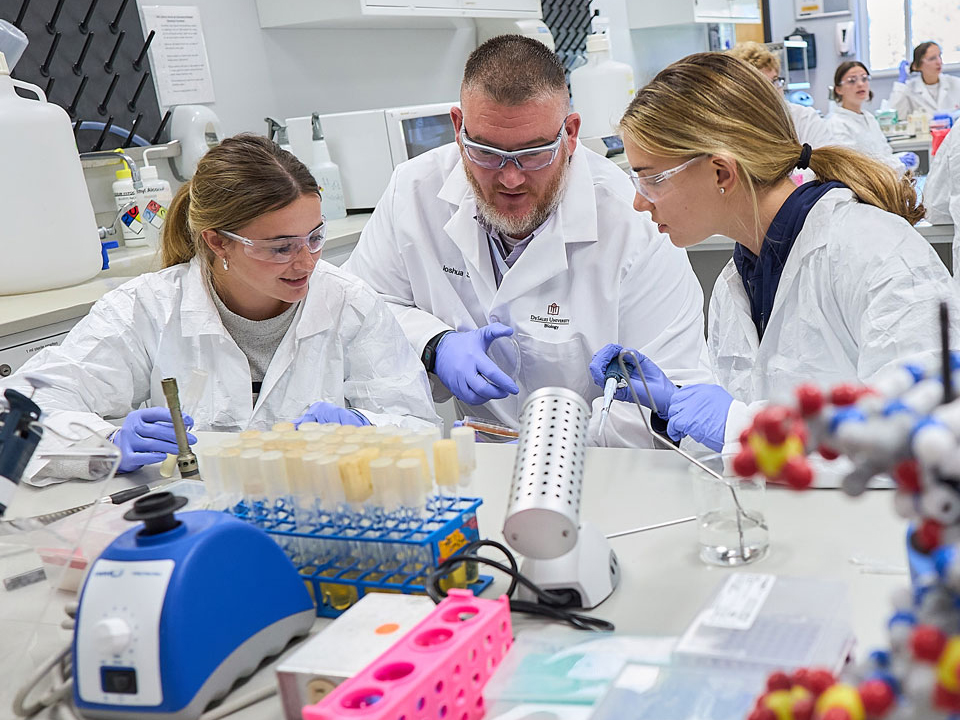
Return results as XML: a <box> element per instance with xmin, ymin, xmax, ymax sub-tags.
<box><xmin>689</xmin><ymin>455</ymin><xmax>769</xmax><ymax>566</ymax></box>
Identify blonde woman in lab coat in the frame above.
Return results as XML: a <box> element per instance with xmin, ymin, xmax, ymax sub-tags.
<box><xmin>1</xmin><ymin>134</ymin><xmax>438</xmax><ymax>478</ymax></box>
<box><xmin>889</xmin><ymin>41</ymin><xmax>960</xmax><ymax>119</ymax></box>
<box><xmin>826</xmin><ymin>60</ymin><xmax>918</xmax><ymax>174</ymax></box>
<box><xmin>726</xmin><ymin>41</ymin><xmax>834</xmax><ymax>149</ymax></box>
<box><xmin>590</xmin><ymin>52</ymin><xmax>959</xmax><ymax>458</ymax></box>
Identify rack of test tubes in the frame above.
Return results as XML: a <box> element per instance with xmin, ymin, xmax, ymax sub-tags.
<box><xmin>196</xmin><ymin>423</ymin><xmax>492</xmax><ymax>617</ymax></box>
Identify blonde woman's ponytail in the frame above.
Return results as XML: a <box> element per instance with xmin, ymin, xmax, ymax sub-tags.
<box><xmin>161</xmin><ymin>182</ymin><xmax>198</xmax><ymax>268</ymax></box>
<box><xmin>807</xmin><ymin>146</ymin><xmax>924</xmax><ymax>225</ymax></box>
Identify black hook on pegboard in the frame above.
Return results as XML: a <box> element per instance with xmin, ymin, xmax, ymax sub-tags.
<box><xmin>45</xmin><ymin>0</ymin><xmax>66</xmax><ymax>35</ymax></box>
<box><xmin>132</xmin><ymin>30</ymin><xmax>154</xmax><ymax>72</ymax></box>
<box><xmin>72</xmin><ymin>32</ymin><xmax>94</xmax><ymax>75</ymax></box>
<box><xmin>150</xmin><ymin>109</ymin><xmax>172</xmax><ymax>145</ymax></box>
<box><xmin>98</xmin><ymin>73</ymin><xmax>119</xmax><ymax>115</ymax></box>
<box><xmin>108</xmin><ymin>0</ymin><xmax>130</xmax><ymax>34</ymax></box>
<box><xmin>39</xmin><ymin>32</ymin><xmax>60</xmax><ymax>78</ymax></box>
<box><xmin>123</xmin><ymin>111</ymin><xmax>143</xmax><ymax>148</ymax></box>
<box><xmin>14</xmin><ymin>0</ymin><xmax>31</xmax><ymax>30</ymax></box>
<box><xmin>79</xmin><ymin>0</ymin><xmax>100</xmax><ymax>34</ymax></box>
<box><xmin>67</xmin><ymin>75</ymin><xmax>88</xmax><ymax>118</ymax></box>
<box><xmin>92</xmin><ymin>114</ymin><xmax>113</xmax><ymax>151</ymax></box>
<box><xmin>104</xmin><ymin>31</ymin><xmax>124</xmax><ymax>73</ymax></box>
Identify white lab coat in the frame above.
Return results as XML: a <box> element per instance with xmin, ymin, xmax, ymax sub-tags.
<box><xmin>826</xmin><ymin>104</ymin><xmax>906</xmax><ymax>174</ymax></box>
<box><xmin>2</xmin><ymin>258</ymin><xmax>440</xmax><ymax>478</ymax></box>
<box><xmin>788</xmin><ymin>102</ymin><xmax>834</xmax><ymax>148</ymax></box>
<box><xmin>709</xmin><ymin>188</ymin><xmax>960</xmax><ymax>454</ymax></box>
<box><xmin>343</xmin><ymin>142</ymin><xmax>714</xmax><ymax>447</ymax></box>
<box><xmin>924</xmin><ymin>123</ymin><xmax>960</xmax><ymax>277</ymax></box>
<box><xmin>889</xmin><ymin>74</ymin><xmax>960</xmax><ymax>119</ymax></box>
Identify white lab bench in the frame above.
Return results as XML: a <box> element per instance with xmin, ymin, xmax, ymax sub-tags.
<box><xmin>2</xmin><ymin>441</ymin><xmax>907</xmax><ymax>719</ymax></box>
<box><xmin>0</xmin><ymin>215</ymin><xmax>371</xmax><ymax>379</ymax></box>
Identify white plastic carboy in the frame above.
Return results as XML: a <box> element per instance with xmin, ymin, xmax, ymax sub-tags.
<box><xmin>0</xmin><ymin>50</ymin><xmax>102</xmax><ymax>294</ymax></box>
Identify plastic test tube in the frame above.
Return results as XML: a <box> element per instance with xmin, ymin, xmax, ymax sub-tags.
<box><xmin>238</xmin><ymin>449</ymin><xmax>268</xmax><ymax>520</ymax></box>
<box><xmin>369</xmin><ymin>457</ymin><xmax>401</xmax><ymax>519</ymax></box>
<box><xmin>304</xmin><ymin>452</ymin><xmax>345</xmax><ymax>522</ymax></box>
<box><xmin>272</xmin><ymin>421</ymin><xmax>296</xmax><ymax>433</ymax></box>
<box><xmin>395</xmin><ymin>456</ymin><xmax>428</xmax><ymax>518</ymax></box>
<box><xmin>450</xmin><ymin>426</ymin><xmax>477</xmax><ymax>488</ymax></box>
<box><xmin>194</xmin><ymin>444</ymin><xmax>224</xmax><ymax>501</ymax></box>
<box><xmin>433</xmin><ymin>439</ymin><xmax>460</xmax><ymax>499</ymax></box>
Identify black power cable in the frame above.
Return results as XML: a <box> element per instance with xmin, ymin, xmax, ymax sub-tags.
<box><xmin>425</xmin><ymin>539</ymin><xmax>615</xmax><ymax>633</ymax></box>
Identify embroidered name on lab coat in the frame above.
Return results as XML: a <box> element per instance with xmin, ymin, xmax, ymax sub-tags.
<box><xmin>442</xmin><ymin>264</ymin><xmax>470</xmax><ymax>279</ymax></box>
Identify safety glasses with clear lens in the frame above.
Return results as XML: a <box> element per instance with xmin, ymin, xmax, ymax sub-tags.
<box><xmin>218</xmin><ymin>218</ymin><xmax>326</xmax><ymax>263</ymax></box>
<box><xmin>460</xmin><ymin>123</ymin><xmax>567</xmax><ymax>171</ymax></box>
<box><xmin>628</xmin><ymin>156</ymin><xmax>704</xmax><ymax>203</ymax></box>
<box><xmin>839</xmin><ymin>74</ymin><xmax>871</xmax><ymax>86</ymax></box>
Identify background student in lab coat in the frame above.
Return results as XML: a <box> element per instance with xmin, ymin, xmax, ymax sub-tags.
<box><xmin>2</xmin><ymin>134</ymin><xmax>438</xmax><ymax>478</ymax></box>
<box><xmin>890</xmin><ymin>41</ymin><xmax>960</xmax><ymax>119</ymax></box>
<box><xmin>343</xmin><ymin>35</ymin><xmax>713</xmax><ymax>447</ymax></box>
<box><xmin>827</xmin><ymin>60</ymin><xmax>918</xmax><ymax>174</ymax></box>
<box><xmin>923</xmin><ymin>122</ymin><xmax>960</xmax><ymax>279</ymax></box>
<box><xmin>591</xmin><ymin>52</ymin><xmax>959</xmax><ymax>458</ymax></box>
<box><xmin>726</xmin><ymin>41</ymin><xmax>834</xmax><ymax>150</ymax></box>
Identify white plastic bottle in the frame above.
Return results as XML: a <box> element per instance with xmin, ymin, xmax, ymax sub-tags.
<box><xmin>112</xmin><ymin>167</ymin><xmax>146</xmax><ymax>246</ymax></box>
<box><xmin>309</xmin><ymin>114</ymin><xmax>346</xmax><ymax>220</ymax></box>
<box><xmin>0</xmin><ymin>50</ymin><xmax>102</xmax><ymax>294</ymax></box>
<box><xmin>139</xmin><ymin>164</ymin><xmax>173</xmax><ymax>248</ymax></box>
<box><xmin>570</xmin><ymin>32</ymin><xmax>636</xmax><ymax>139</ymax></box>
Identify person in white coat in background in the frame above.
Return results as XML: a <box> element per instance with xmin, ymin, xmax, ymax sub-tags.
<box><xmin>924</xmin><ymin>122</ymin><xmax>960</xmax><ymax>278</ymax></box>
<box><xmin>590</xmin><ymin>52</ymin><xmax>960</xmax><ymax>459</ymax></box>
<box><xmin>343</xmin><ymin>35</ymin><xmax>713</xmax><ymax>447</ymax></box>
<box><xmin>727</xmin><ymin>42</ymin><xmax>834</xmax><ymax>150</ymax></box>
<box><xmin>1</xmin><ymin>134</ymin><xmax>438</xmax><ymax>480</ymax></box>
<box><xmin>889</xmin><ymin>41</ymin><xmax>960</xmax><ymax>119</ymax></box>
<box><xmin>827</xmin><ymin>60</ymin><xmax>918</xmax><ymax>175</ymax></box>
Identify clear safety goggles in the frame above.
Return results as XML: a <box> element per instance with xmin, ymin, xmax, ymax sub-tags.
<box><xmin>838</xmin><ymin>73</ymin><xmax>871</xmax><ymax>86</ymax></box>
<box><xmin>628</xmin><ymin>156</ymin><xmax>704</xmax><ymax>203</ymax></box>
<box><xmin>217</xmin><ymin>218</ymin><xmax>326</xmax><ymax>264</ymax></box>
<box><xmin>459</xmin><ymin>121</ymin><xmax>568</xmax><ymax>171</ymax></box>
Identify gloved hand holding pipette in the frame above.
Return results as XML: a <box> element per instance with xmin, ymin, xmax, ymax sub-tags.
<box><xmin>589</xmin><ymin>344</ymin><xmax>733</xmax><ymax>452</ymax></box>
<box><xmin>112</xmin><ymin>408</ymin><xmax>196</xmax><ymax>473</ymax></box>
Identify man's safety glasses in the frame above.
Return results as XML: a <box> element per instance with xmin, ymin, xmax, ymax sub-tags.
<box><xmin>628</xmin><ymin>156</ymin><xmax>704</xmax><ymax>203</ymax></box>
<box><xmin>218</xmin><ymin>218</ymin><xmax>326</xmax><ymax>263</ymax></box>
<box><xmin>460</xmin><ymin>121</ymin><xmax>568</xmax><ymax>171</ymax></box>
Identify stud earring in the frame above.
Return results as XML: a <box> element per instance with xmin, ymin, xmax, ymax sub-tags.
<box><xmin>719</xmin><ymin>187</ymin><xmax>725</xmax><ymax>195</ymax></box>
<box><xmin>222</xmin><ymin>257</ymin><xmax>229</xmax><ymax>271</ymax></box>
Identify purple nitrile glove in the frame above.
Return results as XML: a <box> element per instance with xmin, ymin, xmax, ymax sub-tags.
<box><xmin>899</xmin><ymin>60</ymin><xmax>910</xmax><ymax>83</ymax></box>
<box><xmin>294</xmin><ymin>402</ymin><xmax>370</xmax><ymax>428</ymax></box>
<box><xmin>112</xmin><ymin>407</ymin><xmax>196</xmax><ymax>474</ymax></box>
<box><xmin>434</xmin><ymin>324</ymin><xmax>520</xmax><ymax>406</ymax></box>
<box><xmin>665</xmin><ymin>384</ymin><xmax>734</xmax><ymax>453</ymax></box>
<box><xmin>899</xmin><ymin>151</ymin><xmax>919</xmax><ymax>169</ymax></box>
<box><xmin>588</xmin><ymin>343</ymin><xmax>677</xmax><ymax>417</ymax></box>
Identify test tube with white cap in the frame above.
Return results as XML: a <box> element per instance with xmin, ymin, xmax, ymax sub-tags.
<box><xmin>238</xmin><ymin>448</ymin><xmax>268</xmax><ymax>522</ymax></box>
<box><xmin>305</xmin><ymin>452</ymin><xmax>346</xmax><ymax>523</ymax></box>
<box><xmin>433</xmin><ymin>439</ymin><xmax>460</xmax><ymax>502</ymax></box>
<box><xmin>450</xmin><ymin>426</ymin><xmax>477</xmax><ymax>489</ymax></box>
<box><xmin>194</xmin><ymin>444</ymin><xmax>224</xmax><ymax>503</ymax></box>
<box><xmin>396</xmin><ymin>456</ymin><xmax>428</xmax><ymax>520</ymax></box>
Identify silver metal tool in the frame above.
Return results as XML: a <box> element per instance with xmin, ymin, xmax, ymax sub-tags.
<box><xmin>161</xmin><ymin>377</ymin><xmax>199</xmax><ymax>478</ymax></box>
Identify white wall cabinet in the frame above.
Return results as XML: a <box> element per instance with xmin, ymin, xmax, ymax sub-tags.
<box><xmin>626</xmin><ymin>0</ymin><xmax>760</xmax><ymax>28</ymax></box>
<box><xmin>256</xmin><ymin>0</ymin><xmax>542</xmax><ymax>29</ymax></box>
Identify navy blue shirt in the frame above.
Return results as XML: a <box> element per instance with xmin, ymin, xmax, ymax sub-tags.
<box><xmin>733</xmin><ymin>181</ymin><xmax>845</xmax><ymax>340</ymax></box>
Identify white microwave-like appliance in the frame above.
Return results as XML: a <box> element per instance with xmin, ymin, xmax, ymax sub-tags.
<box><xmin>317</xmin><ymin>102</ymin><xmax>458</xmax><ymax>211</ymax></box>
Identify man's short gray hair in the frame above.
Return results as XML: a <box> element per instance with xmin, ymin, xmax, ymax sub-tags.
<box><xmin>461</xmin><ymin>35</ymin><xmax>568</xmax><ymax>106</ymax></box>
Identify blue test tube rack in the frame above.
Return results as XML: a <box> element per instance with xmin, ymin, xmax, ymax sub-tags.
<box><xmin>229</xmin><ymin>495</ymin><xmax>491</xmax><ymax>617</ymax></box>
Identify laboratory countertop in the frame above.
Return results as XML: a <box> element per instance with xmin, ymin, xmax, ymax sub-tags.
<box><xmin>0</xmin><ymin>214</ymin><xmax>372</xmax><ymax>339</ymax></box>
<box><xmin>3</xmin><ymin>439</ymin><xmax>907</xmax><ymax>720</ymax></box>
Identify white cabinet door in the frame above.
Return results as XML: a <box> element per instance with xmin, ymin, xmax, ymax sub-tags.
<box><xmin>693</xmin><ymin>0</ymin><xmax>732</xmax><ymax>21</ymax></box>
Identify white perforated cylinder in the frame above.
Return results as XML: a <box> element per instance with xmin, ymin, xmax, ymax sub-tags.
<box><xmin>502</xmin><ymin>387</ymin><xmax>588</xmax><ymax>560</ymax></box>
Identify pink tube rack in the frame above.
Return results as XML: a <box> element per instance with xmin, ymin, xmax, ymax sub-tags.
<box><xmin>302</xmin><ymin>589</ymin><xmax>513</xmax><ymax>720</ymax></box>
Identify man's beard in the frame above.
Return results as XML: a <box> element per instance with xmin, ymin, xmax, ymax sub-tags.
<box><xmin>465</xmin><ymin>149</ymin><xmax>570</xmax><ymax>239</ymax></box>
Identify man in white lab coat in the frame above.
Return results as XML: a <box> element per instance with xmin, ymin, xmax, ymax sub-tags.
<box><xmin>344</xmin><ymin>35</ymin><xmax>712</xmax><ymax>446</ymax></box>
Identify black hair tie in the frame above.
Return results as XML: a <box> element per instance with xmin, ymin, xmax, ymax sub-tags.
<box><xmin>796</xmin><ymin>143</ymin><xmax>813</xmax><ymax>170</ymax></box>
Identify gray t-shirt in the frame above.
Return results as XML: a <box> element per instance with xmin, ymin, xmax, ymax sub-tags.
<box><xmin>211</xmin><ymin>289</ymin><xmax>299</xmax><ymax>406</ymax></box>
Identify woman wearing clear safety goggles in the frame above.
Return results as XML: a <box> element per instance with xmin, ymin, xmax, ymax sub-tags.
<box><xmin>0</xmin><ymin>134</ymin><xmax>439</xmax><ymax>480</ymax></box>
<box><xmin>589</xmin><ymin>52</ymin><xmax>959</xmax><ymax>459</ymax></box>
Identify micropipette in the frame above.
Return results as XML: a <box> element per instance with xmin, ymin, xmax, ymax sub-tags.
<box><xmin>598</xmin><ymin>356</ymin><xmax>634</xmax><ymax>439</ymax></box>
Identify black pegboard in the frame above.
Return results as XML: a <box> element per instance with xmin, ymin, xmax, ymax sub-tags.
<box><xmin>1</xmin><ymin>0</ymin><xmax>170</xmax><ymax>152</ymax></box>
<box><xmin>542</xmin><ymin>0</ymin><xmax>592</xmax><ymax>87</ymax></box>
